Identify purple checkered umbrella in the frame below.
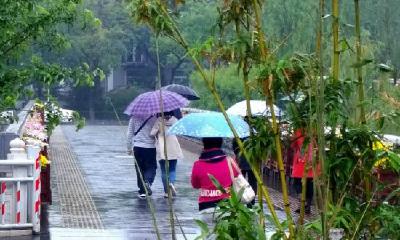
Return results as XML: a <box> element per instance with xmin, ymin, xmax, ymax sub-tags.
<box><xmin>123</xmin><ymin>90</ymin><xmax>189</xmax><ymax>117</ymax></box>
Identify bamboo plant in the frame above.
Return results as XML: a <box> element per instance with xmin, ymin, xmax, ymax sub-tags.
<box><xmin>127</xmin><ymin>0</ymin><xmax>400</xmax><ymax>239</ymax></box>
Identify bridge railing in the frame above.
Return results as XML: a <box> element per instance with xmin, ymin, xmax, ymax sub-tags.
<box><xmin>0</xmin><ymin>138</ymin><xmax>41</xmax><ymax>234</ymax></box>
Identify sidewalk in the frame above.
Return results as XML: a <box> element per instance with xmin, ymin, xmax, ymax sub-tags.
<box><xmin>48</xmin><ymin>126</ymin><xmax>203</xmax><ymax>239</ymax></box>
<box><xmin>44</xmin><ymin>125</ymin><xmax>312</xmax><ymax>239</ymax></box>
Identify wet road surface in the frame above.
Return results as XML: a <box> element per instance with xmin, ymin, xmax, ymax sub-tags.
<box><xmin>7</xmin><ymin>124</ymin><xmax>291</xmax><ymax>239</ymax></box>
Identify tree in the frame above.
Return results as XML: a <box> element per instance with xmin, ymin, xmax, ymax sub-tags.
<box><xmin>0</xmin><ymin>0</ymin><xmax>99</xmax><ymax>112</ymax></box>
<box><xmin>36</xmin><ymin>0</ymin><xmax>138</xmax><ymax>120</ymax></box>
<box><xmin>141</xmin><ymin>0</ymin><xmax>219</xmax><ymax>86</ymax></box>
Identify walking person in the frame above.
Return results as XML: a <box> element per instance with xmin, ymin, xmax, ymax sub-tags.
<box><xmin>191</xmin><ymin>137</ymin><xmax>240</xmax><ymax>228</ymax></box>
<box><xmin>127</xmin><ymin>115</ymin><xmax>157</xmax><ymax>199</ymax></box>
<box><xmin>232</xmin><ymin>137</ymin><xmax>257</xmax><ymax>206</ymax></box>
<box><xmin>150</xmin><ymin>111</ymin><xmax>183</xmax><ymax>198</ymax></box>
<box><xmin>290</xmin><ymin>129</ymin><xmax>314</xmax><ymax>214</ymax></box>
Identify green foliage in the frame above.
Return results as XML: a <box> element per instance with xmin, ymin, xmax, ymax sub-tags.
<box><xmin>0</xmin><ymin>0</ymin><xmax>102</xmax><ymax>135</ymax></box>
<box><xmin>190</xmin><ymin>64</ymin><xmax>261</xmax><ymax>110</ymax></box>
<box><xmin>195</xmin><ymin>186</ymin><xmax>266</xmax><ymax>240</ymax></box>
<box><xmin>129</xmin><ymin>0</ymin><xmax>400</xmax><ymax>238</ymax></box>
<box><xmin>96</xmin><ymin>86</ymin><xmax>149</xmax><ymax>120</ymax></box>
<box><xmin>244</xmin><ymin>117</ymin><xmax>276</xmax><ymax>164</ymax></box>
<box><xmin>372</xmin><ymin>202</ymin><xmax>400</xmax><ymax>239</ymax></box>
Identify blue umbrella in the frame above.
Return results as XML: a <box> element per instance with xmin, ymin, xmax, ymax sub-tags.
<box><xmin>167</xmin><ymin>112</ymin><xmax>250</xmax><ymax>138</ymax></box>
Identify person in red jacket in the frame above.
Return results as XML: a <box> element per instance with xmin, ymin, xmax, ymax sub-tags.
<box><xmin>291</xmin><ymin>129</ymin><xmax>314</xmax><ymax>214</ymax></box>
<box><xmin>191</xmin><ymin>137</ymin><xmax>239</xmax><ymax>222</ymax></box>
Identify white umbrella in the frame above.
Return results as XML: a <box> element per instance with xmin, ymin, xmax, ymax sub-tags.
<box><xmin>226</xmin><ymin>100</ymin><xmax>283</xmax><ymax>117</ymax></box>
<box><xmin>383</xmin><ymin>134</ymin><xmax>400</xmax><ymax>145</ymax></box>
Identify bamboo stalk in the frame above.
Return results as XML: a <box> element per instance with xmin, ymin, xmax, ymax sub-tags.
<box><xmin>234</xmin><ymin>12</ymin><xmax>265</xmax><ymax>225</ymax></box>
<box><xmin>156</xmin><ymin>37</ymin><xmax>176</xmax><ymax>239</ymax></box>
<box><xmin>132</xmin><ymin>155</ymin><xmax>161</xmax><ymax>239</ymax></box>
<box><xmin>251</xmin><ymin>0</ymin><xmax>268</xmax><ymax>60</ymax></box>
<box><xmin>332</xmin><ymin>0</ymin><xmax>340</xmax><ymax>82</ymax></box>
<box><xmin>264</xmin><ymin>79</ymin><xmax>295</xmax><ymax>237</ymax></box>
<box><xmin>354</xmin><ymin>0</ymin><xmax>371</xmax><ymax>203</ymax></box>
<box><xmin>354</xmin><ymin>0</ymin><xmax>366</xmax><ymax>125</ymax></box>
<box><xmin>316</xmin><ymin>0</ymin><xmax>329</xmax><ymax>238</ymax></box>
<box><xmin>350</xmin><ymin>190</ymin><xmax>377</xmax><ymax>240</ymax></box>
<box><xmin>151</xmin><ymin>0</ymin><xmax>286</xmax><ymax>233</ymax></box>
<box><xmin>250</xmin><ymin>0</ymin><xmax>295</xmax><ymax>236</ymax></box>
<box><xmin>298</xmin><ymin>158</ymin><xmax>309</xmax><ymax>226</ymax></box>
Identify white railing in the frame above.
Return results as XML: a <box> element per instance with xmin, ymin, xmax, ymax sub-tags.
<box><xmin>0</xmin><ymin>138</ymin><xmax>41</xmax><ymax>234</ymax></box>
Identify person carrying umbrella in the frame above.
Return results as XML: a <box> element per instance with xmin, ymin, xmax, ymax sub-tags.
<box><xmin>168</xmin><ymin>112</ymin><xmax>251</xmax><ymax>228</ymax></box>
<box><xmin>150</xmin><ymin>111</ymin><xmax>183</xmax><ymax>198</ymax></box>
<box><xmin>125</xmin><ymin>90</ymin><xmax>189</xmax><ymax>199</ymax></box>
<box><xmin>127</xmin><ymin>115</ymin><xmax>157</xmax><ymax>199</ymax></box>
<box><xmin>191</xmin><ymin>137</ymin><xmax>240</xmax><ymax>225</ymax></box>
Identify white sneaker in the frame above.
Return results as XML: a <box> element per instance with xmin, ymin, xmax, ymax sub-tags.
<box><xmin>169</xmin><ymin>183</ymin><xmax>177</xmax><ymax>196</ymax></box>
<box><xmin>138</xmin><ymin>193</ymin><xmax>146</xmax><ymax>199</ymax></box>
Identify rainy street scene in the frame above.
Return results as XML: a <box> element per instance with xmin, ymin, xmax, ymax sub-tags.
<box><xmin>1</xmin><ymin>0</ymin><xmax>400</xmax><ymax>239</ymax></box>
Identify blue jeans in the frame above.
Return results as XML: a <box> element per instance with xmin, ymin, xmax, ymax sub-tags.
<box><xmin>158</xmin><ymin>160</ymin><xmax>177</xmax><ymax>193</ymax></box>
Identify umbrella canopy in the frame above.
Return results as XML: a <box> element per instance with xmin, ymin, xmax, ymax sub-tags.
<box><xmin>161</xmin><ymin>84</ymin><xmax>200</xmax><ymax>100</ymax></box>
<box><xmin>124</xmin><ymin>90</ymin><xmax>189</xmax><ymax>117</ymax></box>
<box><xmin>383</xmin><ymin>134</ymin><xmax>400</xmax><ymax>145</ymax></box>
<box><xmin>226</xmin><ymin>100</ymin><xmax>283</xmax><ymax>117</ymax></box>
<box><xmin>168</xmin><ymin>112</ymin><xmax>250</xmax><ymax>138</ymax></box>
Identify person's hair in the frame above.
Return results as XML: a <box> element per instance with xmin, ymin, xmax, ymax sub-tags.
<box><xmin>164</xmin><ymin>111</ymin><xmax>174</xmax><ymax>117</ymax></box>
<box><xmin>156</xmin><ymin>111</ymin><xmax>174</xmax><ymax>118</ymax></box>
<box><xmin>202</xmin><ymin>137</ymin><xmax>223</xmax><ymax>149</ymax></box>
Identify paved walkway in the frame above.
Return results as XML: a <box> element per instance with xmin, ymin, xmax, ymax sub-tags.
<box><xmin>43</xmin><ymin>125</ymin><xmax>314</xmax><ymax>239</ymax></box>
<box><xmin>47</xmin><ymin>125</ymin><xmax>206</xmax><ymax>239</ymax></box>
<box><xmin>50</xmin><ymin>128</ymin><xmax>103</xmax><ymax>229</ymax></box>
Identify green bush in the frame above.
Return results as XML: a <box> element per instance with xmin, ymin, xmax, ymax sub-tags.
<box><xmin>94</xmin><ymin>86</ymin><xmax>150</xmax><ymax>120</ymax></box>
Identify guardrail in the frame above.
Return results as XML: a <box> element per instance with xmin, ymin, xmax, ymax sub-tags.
<box><xmin>0</xmin><ymin>101</ymin><xmax>34</xmax><ymax>159</ymax></box>
<box><xmin>0</xmin><ymin>138</ymin><xmax>41</xmax><ymax>234</ymax></box>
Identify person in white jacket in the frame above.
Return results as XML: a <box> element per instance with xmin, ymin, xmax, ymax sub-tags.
<box><xmin>127</xmin><ymin>115</ymin><xmax>157</xmax><ymax>199</ymax></box>
<box><xmin>150</xmin><ymin>111</ymin><xmax>183</xmax><ymax>198</ymax></box>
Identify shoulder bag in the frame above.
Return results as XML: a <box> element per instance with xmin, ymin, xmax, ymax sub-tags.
<box><xmin>134</xmin><ymin>116</ymin><xmax>152</xmax><ymax>136</ymax></box>
<box><xmin>227</xmin><ymin>157</ymin><xmax>256</xmax><ymax>204</ymax></box>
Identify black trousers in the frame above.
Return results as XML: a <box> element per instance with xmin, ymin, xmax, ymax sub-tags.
<box><xmin>293</xmin><ymin>178</ymin><xmax>313</xmax><ymax>206</ymax></box>
<box><xmin>133</xmin><ymin>147</ymin><xmax>157</xmax><ymax>194</ymax></box>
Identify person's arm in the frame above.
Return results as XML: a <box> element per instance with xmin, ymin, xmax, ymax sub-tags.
<box><xmin>127</xmin><ymin>117</ymin><xmax>135</xmax><ymax>154</ymax></box>
<box><xmin>191</xmin><ymin>162</ymin><xmax>201</xmax><ymax>189</ymax></box>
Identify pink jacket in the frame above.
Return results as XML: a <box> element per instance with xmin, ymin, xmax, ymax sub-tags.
<box><xmin>191</xmin><ymin>148</ymin><xmax>239</xmax><ymax>206</ymax></box>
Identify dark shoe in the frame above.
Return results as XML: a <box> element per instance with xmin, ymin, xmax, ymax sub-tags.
<box><xmin>295</xmin><ymin>207</ymin><xmax>311</xmax><ymax>214</ymax></box>
<box><xmin>305</xmin><ymin>206</ymin><xmax>311</xmax><ymax>214</ymax></box>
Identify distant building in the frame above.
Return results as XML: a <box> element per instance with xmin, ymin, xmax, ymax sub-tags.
<box><xmin>104</xmin><ymin>43</ymin><xmax>189</xmax><ymax>92</ymax></box>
